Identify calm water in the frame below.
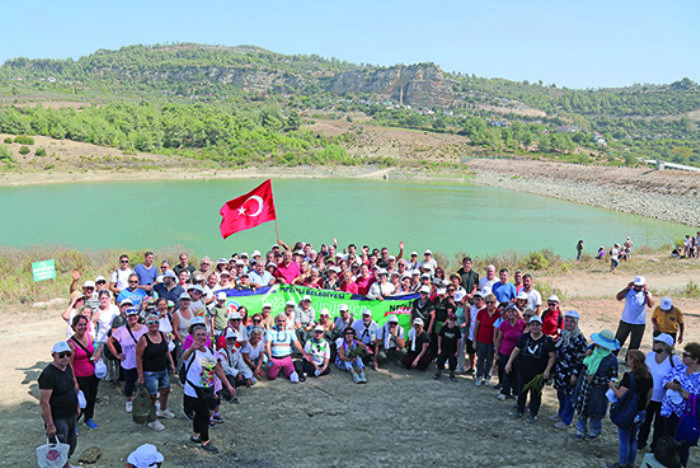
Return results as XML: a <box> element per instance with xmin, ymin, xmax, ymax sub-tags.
<box><xmin>0</xmin><ymin>178</ymin><xmax>688</xmax><ymax>259</ymax></box>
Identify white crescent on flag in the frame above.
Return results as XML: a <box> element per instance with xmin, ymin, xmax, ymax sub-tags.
<box><xmin>244</xmin><ymin>195</ymin><xmax>264</xmax><ymax>217</ymax></box>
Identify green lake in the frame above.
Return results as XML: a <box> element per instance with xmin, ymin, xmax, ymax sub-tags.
<box><xmin>0</xmin><ymin>178</ymin><xmax>689</xmax><ymax>260</ymax></box>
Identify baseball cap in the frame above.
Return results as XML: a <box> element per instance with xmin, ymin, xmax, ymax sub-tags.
<box><xmin>388</xmin><ymin>315</ymin><xmax>399</xmax><ymax>323</ymax></box>
<box><xmin>419</xmin><ymin>285</ymin><xmax>431</xmax><ymax>294</ymax></box>
<box><xmin>82</xmin><ymin>280</ymin><xmax>95</xmax><ymax>289</ymax></box>
<box><xmin>361</xmin><ymin>309</ymin><xmax>372</xmax><ymax>316</ymax></box>
<box><xmin>52</xmin><ymin>341</ymin><xmax>71</xmax><ymax>354</ymax></box>
<box><xmin>120</xmin><ymin>298</ymin><xmax>133</xmax><ymax>306</ymax></box>
<box><xmin>262</xmin><ymin>303</ymin><xmax>272</xmax><ymax>309</ymax></box>
<box><xmin>126</xmin><ymin>307</ymin><xmax>139</xmax><ymax>316</ymax></box>
<box><xmin>338</xmin><ymin>304</ymin><xmax>349</xmax><ymax>312</ymax></box>
<box><xmin>286</xmin><ymin>300</ymin><xmax>296</xmax><ymax>307</ymax></box>
<box><xmin>516</xmin><ymin>291</ymin><xmax>528</xmax><ymax>301</ymax></box>
<box><xmin>565</xmin><ymin>310</ymin><xmax>580</xmax><ymax>320</ymax></box>
<box><xmin>413</xmin><ymin>318</ymin><xmax>424</xmax><ymax>326</ymax></box>
<box><xmin>229</xmin><ymin>311</ymin><xmax>242</xmax><ymax>320</ymax></box>
<box><xmin>529</xmin><ymin>315</ymin><xmax>543</xmax><ymax>324</ymax></box>
<box><xmin>424</xmin><ymin>249</ymin><xmax>432</xmax><ymax>255</ymax></box>
<box><xmin>216</xmin><ymin>292</ymin><xmax>227</xmax><ymax>301</ymax></box>
<box><xmin>633</xmin><ymin>276</ymin><xmax>646</xmax><ymax>286</ymax></box>
<box><xmin>660</xmin><ymin>297</ymin><xmax>673</xmax><ymax>311</ymax></box>
<box><xmin>163</xmin><ymin>270</ymin><xmax>177</xmax><ymax>279</ymax></box>
<box><xmin>225</xmin><ymin>329</ymin><xmax>238</xmax><ymax>340</ymax></box>
<box><xmin>179</xmin><ymin>292</ymin><xmax>191</xmax><ymax>301</ymax></box>
<box><xmin>653</xmin><ymin>333</ymin><xmax>674</xmax><ymax>347</ymax></box>
<box><xmin>94</xmin><ymin>275</ymin><xmax>107</xmax><ymax>284</ymax></box>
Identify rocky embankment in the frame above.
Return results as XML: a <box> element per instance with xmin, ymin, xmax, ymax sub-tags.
<box><xmin>466</xmin><ymin>159</ymin><xmax>700</xmax><ymax>227</ymax></box>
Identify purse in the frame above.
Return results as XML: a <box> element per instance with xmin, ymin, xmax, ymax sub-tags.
<box><xmin>676</xmin><ymin>393</ymin><xmax>700</xmax><ymax>446</ymax></box>
<box><xmin>36</xmin><ymin>436</ymin><xmax>69</xmax><ymax>468</ymax></box>
<box><xmin>609</xmin><ymin>373</ymin><xmax>640</xmax><ymax>430</ymax></box>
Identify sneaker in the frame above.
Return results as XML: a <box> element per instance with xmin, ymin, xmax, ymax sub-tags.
<box><xmin>250</xmin><ymin>377</ymin><xmax>257</xmax><ymax>385</ymax></box>
<box><xmin>200</xmin><ymin>442</ymin><xmax>219</xmax><ymax>454</ymax></box>
<box><xmin>147</xmin><ymin>420</ymin><xmax>165</xmax><ymax>432</ymax></box>
<box><xmin>290</xmin><ymin>372</ymin><xmax>300</xmax><ymax>383</ymax></box>
<box><xmin>449</xmin><ymin>374</ymin><xmax>456</xmax><ymax>382</ymax></box>
<box><xmin>554</xmin><ymin>421</ymin><xmax>570</xmax><ymax>429</ymax></box>
<box><xmin>208</xmin><ymin>418</ymin><xmax>216</xmax><ymax>427</ymax></box>
<box><xmin>212</xmin><ymin>414</ymin><xmax>225</xmax><ymax>423</ymax></box>
<box><xmin>510</xmin><ymin>411</ymin><xmax>524</xmax><ymax>419</ymax></box>
<box><xmin>298</xmin><ymin>372</ymin><xmax>307</xmax><ymax>383</ymax></box>
<box><xmin>190</xmin><ymin>435</ymin><xmax>202</xmax><ymax>443</ymax></box>
<box><xmin>156</xmin><ymin>409</ymin><xmax>175</xmax><ymax>419</ymax></box>
<box><xmin>526</xmin><ymin>414</ymin><xmax>538</xmax><ymax>423</ymax></box>
<box><xmin>432</xmin><ymin>373</ymin><xmax>441</xmax><ymax>380</ymax></box>
<box><xmin>353</xmin><ymin>373</ymin><xmax>361</xmax><ymax>384</ymax></box>
<box><xmin>493</xmin><ymin>383</ymin><xmax>502</xmax><ymax>390</ymax></box>
<box><xmin>585</xmin><ymin>433</ymin><xmax>601</xmax><ymax>441</ymax></box>
<box><xmin>155</xmin><ymin>400</ymin><xmax>160</xmax><ymax>410</ymax></box>
<box><xmin>359</xmin><ymin>371</ymin><xmax>367</xmax><ymax>383</ymax></box>
<box><xmin>229</xmin><ymin>397</ymin><xmax>240</xmax><ymax>404</ymax></box>
<box><xmin>484</xmin><ymin>378</ymin><xmax>491</xmax><ymax>387</ymax></box>
<box><xmin>455</xmin><ymin>366</ymin><xmax>464</xmax><ymax>373</ymax></box>
<box><xmin>574</xmin><ymin>432</ymin><xmax>585</xmax><ymax>440</ymax></box>
<box><xmin>497</xmin><ymin>394</ymin><xmax>506</xmax><ymax>401</ymax></box>
<box><xmin>550</xmin><ymin>414</ymin><xmax>562</xmax><ymax>422</ymax></box>
<box><xmin>183</xmin><ymin>410</ymin><xmax>194</xmax><ymax>422</ymax></box>
<box><xmin>125</xmin><ymin>401</ymin><xmax>133</xmax><ymax>413</ymax></box>
<box><xmin>605</xmin><ymin>463</ymin><xmax>622</xmax><ymax>468</ymax></box>
<box><xmin>84</xmin><ymin>419</ymin><xmax>98</xmax><ymax>430</ymax></box>
<box><xmin>465</xmin><ymin>368</ymin><xmax>475</xmax><ymax>375</ymax></box>
<box><xmin>475</xmin><ymin>378</ymin><xmax>483</xmax><ymax>386</ymax></box>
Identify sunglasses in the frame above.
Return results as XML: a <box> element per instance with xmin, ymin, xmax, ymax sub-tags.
<box><xmin>523</xmin><ymin>314</ymin><xmax>533</xmax><ymax>319</ymax></box>
<box><xmin>128</xmin><ymin>280</ymin><xmax>138</xmax><ymax>284</ymax></box>
<box><xmin>345</xmin><ymin>332</ymin><xmax>354</xmax><ymax>336</ymax></box>
<box><xmin>314</xmin><ymin>330</ymin><xmax>324</xmax><ymax>334</ymax></box>
<box><xmin>147</xmin><ymin>320</ymin><xmax>159</xmax><ymax>325</ymax></box>
<box><xmin>548</xmin><ymin>303</ymin><xmax>557</xmax><ymax>306</ymax></box>
<box><xmin>683</xmin><ymin>352</ymin><xmax>694</xmax><ymax>359</ymax></box>
<box><xmin>57</xmin><ymin>352</ymin><xmax>72</xmax><ymax>358</ymax></box>
<box><xmin>121</xmin><ymin>260</ymin><xmax>130</xmax><ymax>264</ymax></box>
<box><xmin>485</xmin><ymin>301</ymin><xmax>495</xmax><ymax>304</ymax></box>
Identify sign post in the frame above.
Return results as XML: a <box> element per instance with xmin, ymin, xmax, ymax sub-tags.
<box><xmin>32</xmin><ymin>260</ymin><xmax>56</xmax><ymax>301</ymax></box>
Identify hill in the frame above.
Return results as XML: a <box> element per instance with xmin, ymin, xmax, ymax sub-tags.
<box><xmin>0</xmin><ymin>43</ymin><xmax>698</xmax><ymax>168</ymax></box>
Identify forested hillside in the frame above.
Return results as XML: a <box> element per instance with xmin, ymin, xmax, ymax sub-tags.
<box><xmin>0</xmin><ymin>43</ymin><xmax>698</xmax><ymax>168</ymax></box>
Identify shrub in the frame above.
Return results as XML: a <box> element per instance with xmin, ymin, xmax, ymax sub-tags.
<box><xmin>3</xmin><ymin>137</ymin><xmax>12</xmax><ymax>144</ymax></box>
<box><xmin>0</xmin><ymin>145</ymin><xmax>14</xmax><ymax>162</ymax></box>
<box><xmin>35</xmin><ymin>148</ymin><xmax>47</xmax><ymax>157</ymax></box>
<box><xmin>19</xmin><ymin>146</ymin><xmax>30</xmax><ymax>155</ymax></box>
<box><xmin>14</xmin><ymin>135</ymin><xmax>34</xmax><ymax>145</ymax></box>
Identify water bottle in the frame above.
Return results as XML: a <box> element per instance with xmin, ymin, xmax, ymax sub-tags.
<box><xmin>370</xmin><ymin>329</ymin><xmax>376</xmax><ymax>343</ymax></box>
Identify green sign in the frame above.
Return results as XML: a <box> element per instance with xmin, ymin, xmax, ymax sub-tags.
<box><xmin>32</xmin><ymin>259</ymin><xmax>56</xmax><ymax>282</ymax></box>
<box><xmin>221</xmin><ymin>285</ymin><xmax>417</xmax><ymax>331</ymax></box>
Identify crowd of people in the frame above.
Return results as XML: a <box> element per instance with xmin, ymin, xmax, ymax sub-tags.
<box><xmin>38</xmin><ymin>241</ymin><xmax>698</xmax><ymax>468</ymax></box>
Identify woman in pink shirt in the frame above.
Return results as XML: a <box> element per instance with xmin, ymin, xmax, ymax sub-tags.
<box><xmin>495</xmin><ymin>304</ymin><xmax>525</xmax><ymax>400</ymax></box>
<box><xmin>68</xmin><ymin>314</ymin><xmax>102</xmax><ymax>429</ymax></box>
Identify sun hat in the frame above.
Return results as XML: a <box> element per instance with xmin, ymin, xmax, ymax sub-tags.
<box><xmin>126</xmin><ymin>444</ymin><xmax>164</xmax><ymax>468</ymax></box>
<box><xmin>564</xmin><ymin>310</ymin><xmax>580</xmax><ymax>320</ymax></box>
<box><xmin>590</xmin><ymin>329</ymin><xmax>620</xmax><ymax>351</ymax></box>
<box><xmin>633</xmin><ymin>276</ymin><xmax>646</xmax><ymax>286</ymax></box>
<box><xmin>653</xmin><ymin>333</ymin><xmax>675</xmax><ymax>347</ymax></box>
<box><xmin>52</xmin><ymin>341</ymin><xmax>71</xmax><ymax>354</ymax></box>
<box><xmin>413</xmin><ymin>318</ymin><xmax>424</xmax><ymax>326</ymax></box>
<box><xmin>660</xmin><ymin>297</ymin><xmax>673</xmax><ymax>311</ymax></box>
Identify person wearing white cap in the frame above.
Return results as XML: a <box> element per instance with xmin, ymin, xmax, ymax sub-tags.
<box><xmin>651</xmin><ymin>296</ymin><xmax>684</xmax><ymax>345</ymax></box>
<box><xmin>367</xmin><ymin>269</ymin><xmax>395</xmax><ymax>300</ymax></box>
<box><xmin>541</xmin><ymin>295</ymin><xmax>562</xmax><ymax>339</ymax></box>
<box><xmin>153</xmin><ymin>269</ymin><xmax>186</xmax><ymax>312</ymax></box>
<box><xmin>334</xmin><ymin>304</ymin><xmax>354</xmax><ymax>332</ymax></box>
<box><xmin>376</xmin><ymin>315</ymin><xmax>406</xmax><ymax>365</ymax></box>
<box><xmin>411</xmin><ymin>285</ymin><xmax>435</xmax><ymax>335</ymax></box>
<box><xmin>295</xmin><ymin>325</ymin><xmax>331</xmax><ymax>380</ymax></box>
<box><xmin>264</xmin><ymin>314</ymin><xmax>309</xmax><ymax>383</ymax></box>
<box><xmin>421</xmin><ymin>249</ymin><xmax>437</xmax><ymax>272</ymax></box>
<box><xmin>335</xmin><ymin>326</ymin><xmax>370</xmax><ymax>383</ymax></box>
<box><xmin>505</xmin><ymin>315</ymin><xmax>555</xmax><ymax>423</ymax></box>
<box><xmin>637</xmin><ymin>333</ymin><xmax>681</xmax><ymax>452</ymax></box>
<box><xmin>39</xmin><ymin>341</ymin><xmax>80</xmax><ymax>467</ymax></box>
<box><xmin>219</xmin><ymin>329</ymin><xmax>253</xmax><ymax>399</ymax></box>
<box><xmin>126</xmin><ymin>443</ymin><xmax>164</xmax><ymax>468</ymax></box>
<box><xmin>108</xmin><ymin>306</ymin><xmax>147</xmax><ymax>413</ymax></box>
<box><xmin>351</xmin><ymin>309</ymin><xmax>380</xmax><ymax>369</ymax></box>
<box><xmin>573</xmin><ymin>329</ymin><xmax>620</xmax><ymax>440</ymax></box>
<box><xmin>614</xmin><ymin>276</ymin><xmax>654</xmax><ymax>358</ymax></box>
<box><xmin>401</xmin><ymin>318</ymin><xmax>433</xmax><ymax>370</ymax></box>
<box><xmin>552</xmin><ymin>311</ymin><xmax>588</xmax><ymax>429</ymax></box>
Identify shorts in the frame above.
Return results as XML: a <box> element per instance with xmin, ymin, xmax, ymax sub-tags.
<box><xmin>143</xmin><ymin>369</ymin><xmax>170</xmax><ymax>395</ymax></box>
<box><xmin>50</xmin><ymin>416</ymin><xmax>77</xmax><ymax>458</ymax></box>
<box><xmin>465</xmin><ymin>337</ymin><xmax>476</xmax><ymax>354</ymax></box>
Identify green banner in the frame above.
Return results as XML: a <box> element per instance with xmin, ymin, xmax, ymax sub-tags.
<box><xmin>32</xmin><ymin>259</ymin><xmax>56</xmax><ymax>282</ymax></box>
<box><xmin>221</xmin><ymin>285</ymin><xmax>417</xmax><ymax>331</ymax></box>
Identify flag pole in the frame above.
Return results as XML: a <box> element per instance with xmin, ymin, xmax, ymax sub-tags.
<box><xmin>274</xmin><ymin>217</ymin><xmax>281</xmax><ymax>244</ymax></box>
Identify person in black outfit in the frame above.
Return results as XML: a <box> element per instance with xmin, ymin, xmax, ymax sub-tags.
<box><xmin>433</xmin><ymin>314</ymin><xmax>462</xmax><ymax>381</ymax></box>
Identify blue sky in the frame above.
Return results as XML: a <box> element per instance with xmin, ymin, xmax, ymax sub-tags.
<box><xmin>1</xmin><ymin>0</ymin><xmax>697</xmax><ymax>89</ymax></box>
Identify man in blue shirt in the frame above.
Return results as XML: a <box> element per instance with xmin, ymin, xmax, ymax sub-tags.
<box><xmin>153</xmin><ymin>270</ymin><xmax>185</xmax><ymax>311</ymax></box>
<box><xmin>133</xmin><ymin>251</ymin><xmax>158</xmax><ymax>294</ymax></box>
<box><xmin>492</xmin><ymin>268</ymin><xmax>517</xmax><ymax>304</ymax></box>
<box><xmin>116</xmin><ymin>273</ymin><xmax>148</xmax><ymax>310</ymax></box>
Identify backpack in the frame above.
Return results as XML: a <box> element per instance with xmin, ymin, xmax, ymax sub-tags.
<box><xmin>654</xmin><ymin>435</ymin><xmax>682</xmax><ymax>468</ymax></box>
<box><xmin>676</xmin><ymin>393</ymin><xmax>700</xmax><ymax>447</ymax></box>
<box><xmin>609</xmin><ymin>373</ymin><xmax>640</xmax><ymax>430</ymax></box>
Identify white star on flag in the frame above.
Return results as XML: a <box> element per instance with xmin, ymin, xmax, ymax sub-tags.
<box><xmin>238</xmin><ymin>207</ymin><xmax>246</xmax><ymax>215</ymax></box>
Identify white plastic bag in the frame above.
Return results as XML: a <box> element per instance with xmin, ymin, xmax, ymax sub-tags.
<box><xmin>77</xmin><ymin>390</ymin><xmax>87</xmax><ymax>409</ymax></box>
<box><xmin>167</xmin><ymin>340</ymin><xmax>175</xmax><ymax>353</ymax></box>
<box><xmin>36</xmin><ymin>437</ymin><xmax>69</xmax><ymax>468</ymax></box>
<box><xmin>94</xmin><ymin>359</ymin><xmax>107</xmax><ymax>379</ymax></box>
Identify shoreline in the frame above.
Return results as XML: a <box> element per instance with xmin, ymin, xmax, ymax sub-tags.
<box><xmin>1</xmin><ymin>159</ymin><xmax>698</xmax><ymax>228</ymax></box>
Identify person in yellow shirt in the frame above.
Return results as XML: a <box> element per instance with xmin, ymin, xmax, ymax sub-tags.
<box><xmin>651</xmin><ymin>296</ymin><xmax>684</xmax><ymax>345</ymax></box>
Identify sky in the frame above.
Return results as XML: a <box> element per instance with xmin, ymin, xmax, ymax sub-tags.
<box><xmin>1</xmin><ymin>0</ymin><xmax>697</xmax><ymax>90</ymax></box>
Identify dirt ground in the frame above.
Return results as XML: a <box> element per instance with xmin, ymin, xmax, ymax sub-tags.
<box><xmin>2</xmin><ymin>258</ymin><xmax>698</xmax><ymax>468</ymax></box>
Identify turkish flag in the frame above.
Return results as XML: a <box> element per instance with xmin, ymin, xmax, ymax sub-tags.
<box><xmin>219</xmin><ymin>179</ymin><xmax>277</xmax><ymax>239</ymax></box>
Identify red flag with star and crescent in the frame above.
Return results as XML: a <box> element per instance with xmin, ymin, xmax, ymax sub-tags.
<box><xmin>219</xmin><ymin>179</ymin><xmax>277</xmax><ymax>239</ymax></box>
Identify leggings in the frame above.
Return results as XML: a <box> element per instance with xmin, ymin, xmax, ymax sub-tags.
<box><xmin>185</xmin><ymin>395</ymin><xmax>210</xmax><ymax>442</ymax></box>
<box><xmin>123</xmin><ymin>368</ymin><xmax>138</xmax><ymax>398</ymax></box>
<box><xmin>76</xmin><ymin>374</ymin><xmax>99</xmax><ymax>420</ymax></box>
<box><xmin>268</xmin><ymin>355</ymin><xmax>295</xmax><ymax>380</ymax></box>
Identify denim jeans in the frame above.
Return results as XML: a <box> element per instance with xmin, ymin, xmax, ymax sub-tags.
<box><xmin>576</xmin><ymin>414</ymin><xmax>603</xmax><ymax>436</ymax></box>
<box><xmin>618</xmin><ymin>424</ymin><xmax>641</xmax><ymax>465</ymax></box>
<box><xmin>475</xmin><ymin>342</ymin><xmax>494</xmax><ymax>380</ymax></box>
<box><xmin>556</xmin><ymin>388</ymin><xmax>575</xmax><ymax>425</ymax></box>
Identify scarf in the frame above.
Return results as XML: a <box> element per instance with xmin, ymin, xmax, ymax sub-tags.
<box><xmin>583</xmin><ymin>346</ymin><xmax>611</xmax><ymax>375</ymax></box>
<box><xmin>556</xmin><ymin>319</ymin><xmax>582</xmax><ymax>349</ymax></box>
